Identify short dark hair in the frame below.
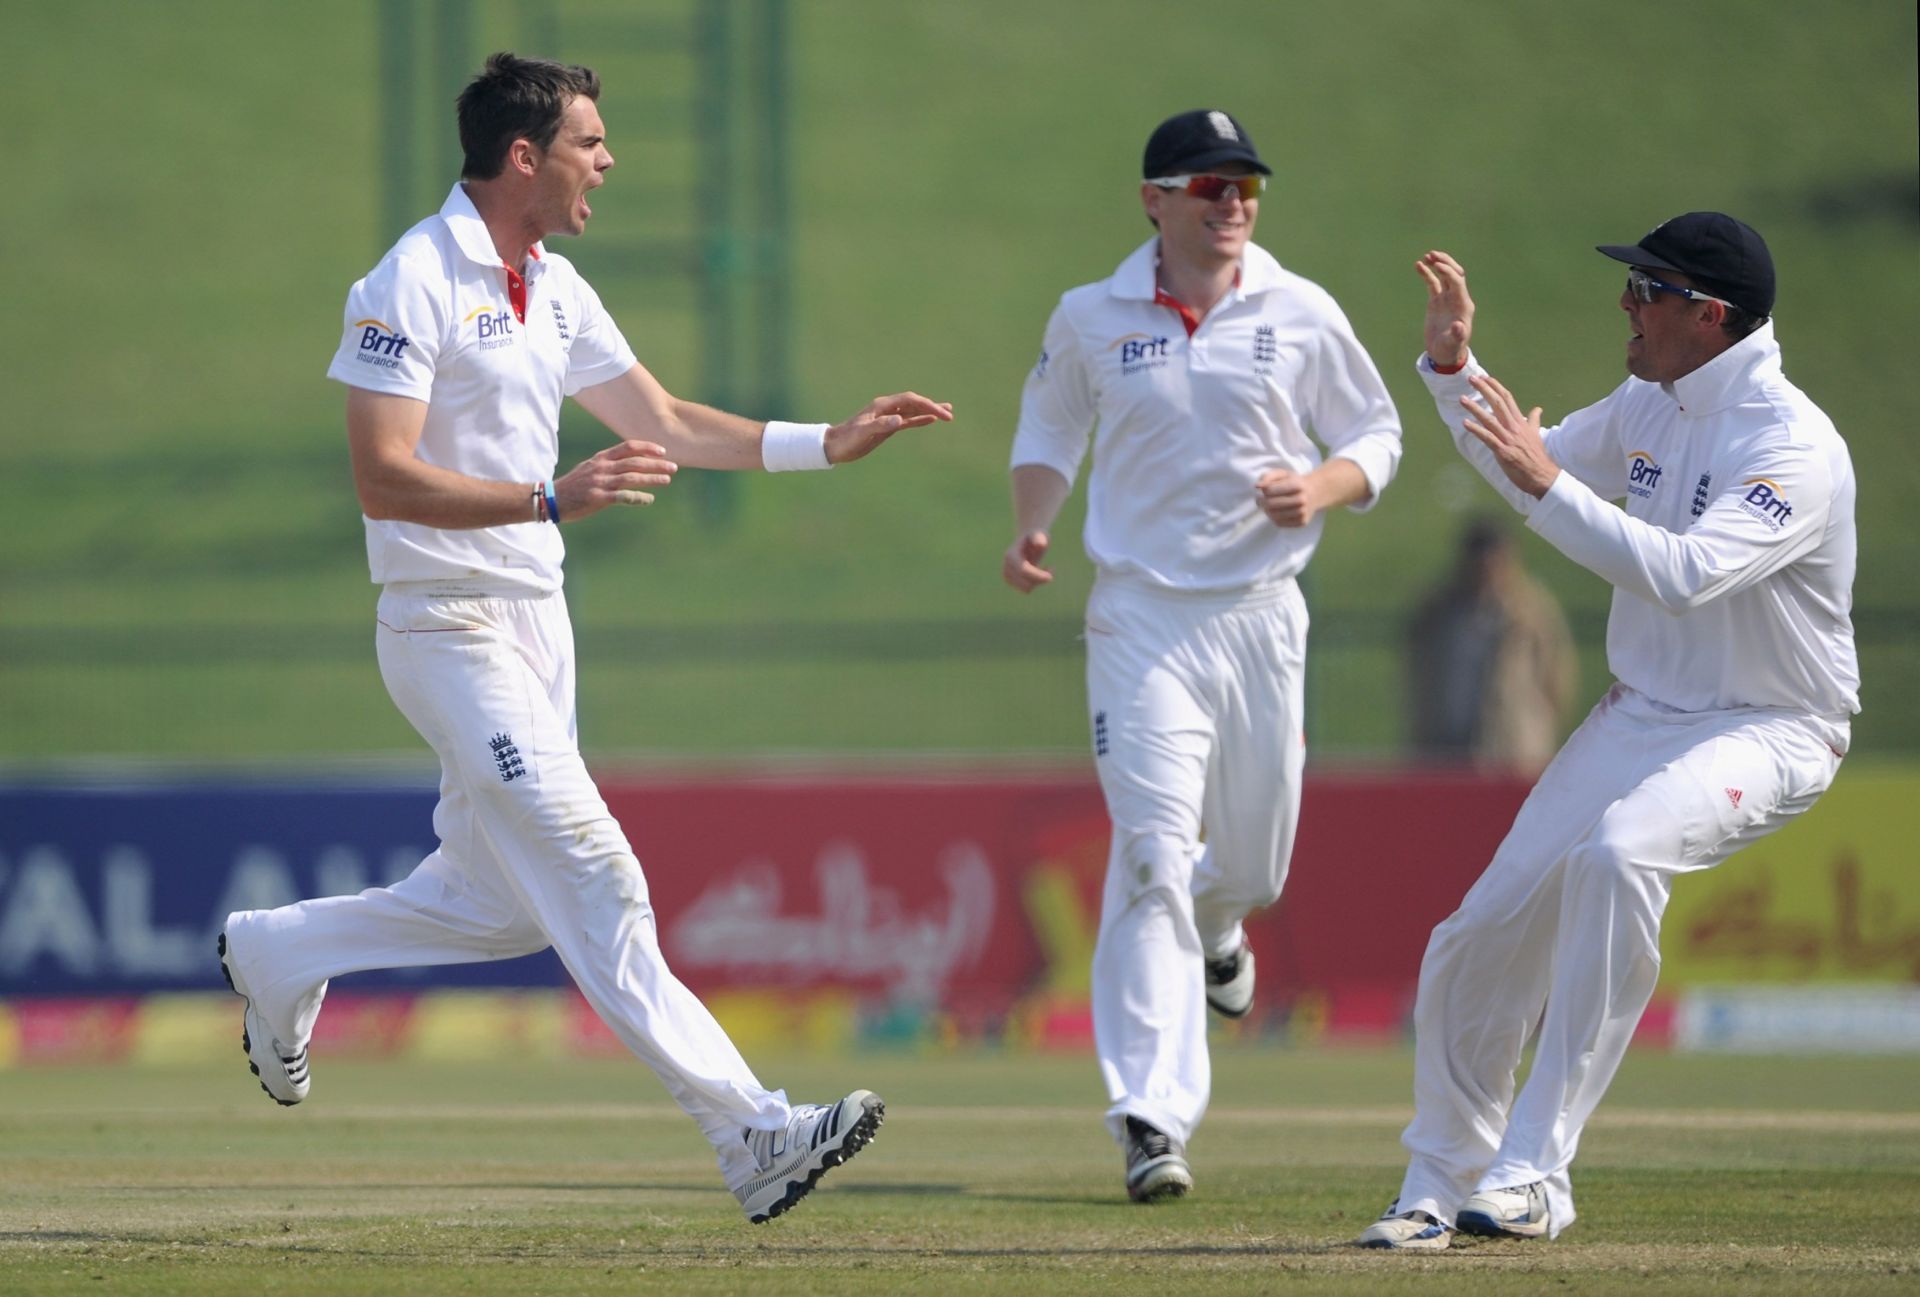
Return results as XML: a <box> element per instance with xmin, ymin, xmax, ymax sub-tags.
<box><xmin>457</xmin><ymin>52</ymin><xmax>601</xmax><ymax>180</ymax></box>
<box><xmin>1719</xmin><ymin>303</ymin><xmax>1768</xmax><ymax>341</ymax></box>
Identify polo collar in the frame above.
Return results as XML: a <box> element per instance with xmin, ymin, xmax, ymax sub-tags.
<box><xmin>1110</xmin><ymin>237</ymin><xmax>1285</xmax><ymax>302</ymax></box>
<box><xmin>440</xmin><ymin>183</ymin><xmax>546</xmax><ymax>273</ymax></box>
<box><xmin>1663</xmin><ymin>320</ymin><xmax>1781</xmax><ymax>416</ymax></box>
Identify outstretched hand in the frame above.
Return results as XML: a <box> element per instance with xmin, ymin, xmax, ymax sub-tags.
<box><xmin>554</xmin><ymin>440</ymin><xmax>677</xmax><ymax>521</ymax></box>
<box><xmin>1415</xmin><ymin>250</ymin><xmax>1474</xmax><ymax>370</ymax></box>
<box><xmin>1460</xmin><ymin>374</ymin><xmax>1559</xmax><ymax>499</ymax></box>
<box><xmin>825</xmin><ymin>392</ymin><xmax>954</xmax><ymax>465</ymax></box>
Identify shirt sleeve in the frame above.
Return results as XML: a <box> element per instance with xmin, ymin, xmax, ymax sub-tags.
<box><xmin>1304</xmin><ymin>299</ymin><xmax>1401</xmax><ymax>511</ymax></box>
<box><xmin>1417</xmin><ymin>352</ymin><xmax>1628</xmax><ymax>513</ymax></box>
<box><xmin>1009</xmin><ymin>300</ymin><xmax>1096</xmax><ymax>483</ymax></box>
<box><xmin>326</xmin><ymin>251</ymin><xmax>448</xmax><ymax>401</ymax></box>
<box><xmin>563</xmin><ymin>275</ymin><xmax>640</xmax><ymax>396</ymax></box>
<box><xmin>1526</xmin><ymin>433</ymin><xmax>1835</xmax><ymax>613</ymax></box>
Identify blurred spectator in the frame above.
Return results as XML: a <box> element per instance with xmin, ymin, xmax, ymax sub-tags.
<box><xmin>1406</xmin><ymin>517</ymin><xmax>1575</xmax><ymax>774</ymax></box>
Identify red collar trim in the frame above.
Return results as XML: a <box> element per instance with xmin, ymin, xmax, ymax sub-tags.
<box><xmin>1153</xmin><ymin>286</ymin><xmax>1202</xmax><ymax>338</ymax></box>
<box><xmin>1152</xmin><ymin>268</ymin><xmax>1240</xmax><ymax>338</ymax></box>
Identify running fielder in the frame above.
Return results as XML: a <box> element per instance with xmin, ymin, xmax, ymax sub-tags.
<box><xmin>1359</xmin><ymin>213</ymin><xmax>1857</xmax><ymax>1249</ymax></box>
<box><xmin>1005</xmin><ymin>109</ymin><xmax>1402</xmax><ymax>1202</ymax></box>
<box><xmin>217</xmin><ymin>53</ymin><xmax>950</xmax><ymax>1224</ymax></box>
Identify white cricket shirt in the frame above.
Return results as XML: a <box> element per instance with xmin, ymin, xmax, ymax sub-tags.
<box><xmin>326</xmin><ymin>184</ymin><xmax>638</xmax><ymax>594</ymax></box>
<box><xmin>1012</xmin><ymin>239</ymin><xmax>1402</xmax><ymax>593</ymax></box>
<box><xmin>1420</xmin><ymin>322</ymin><xmax>1859</xmax><ymax>725</ymax></box>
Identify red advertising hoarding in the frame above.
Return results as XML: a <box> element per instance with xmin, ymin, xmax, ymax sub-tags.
<box><xmin>603</xmin><ymin>769</ymin><xmax>1531</xmax><ymax>1041</ymax></box>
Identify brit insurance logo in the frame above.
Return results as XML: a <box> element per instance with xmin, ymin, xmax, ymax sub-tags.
<box><xmin>1625</xmin><ymin>449</ymin><xmax>1664</xmax><ymax>499</ymax></box>
<box><xmin>1736</xmin><ymin>477</ymin><xmax>1793</xmax><ymax>531</ymax></box>
<box><xmin>1110</xmin><ymin>331</ymin><xmax>1171</xmax><ymax>377</ymax></box>
<box><xmin>353</xmin><ymin>318</ymin><xmax>412</xmax><ymax>369</ymax></box>
<box><xmin>465</xmin><ymin>303</ymin><xmax>517</xmax><ymax>351</ymax></box>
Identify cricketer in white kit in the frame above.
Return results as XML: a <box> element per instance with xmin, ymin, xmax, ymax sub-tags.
<box><xmin>1005</xmin><ymin>109</ymin><xmax>1402</xmax><ymax>1202</ymax></box>
<box><xmin>216</xmin><ymin>53</ymin><xmax>950</xmax><ymax>1225</ymax></box>
<box><xmin>1358</xmin><ymin>213</ymin><xmax>1857</xmax><ymax>1251</ymax></box>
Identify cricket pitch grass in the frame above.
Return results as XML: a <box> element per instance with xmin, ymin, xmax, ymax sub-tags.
<box><xmin>3</xmin><ymin>1045</ymin><xmax>1916</xmax><ymax>1295</ymax></box>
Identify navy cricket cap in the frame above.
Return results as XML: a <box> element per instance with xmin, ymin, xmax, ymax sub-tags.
<box><xmin>1143</xmin><ymin>109</ymin><xmax>1271</xmax><ymax>178</ymax></box>
<box><xmin>1597</xmin><ymin>211</ymin><xmax>1775</xmax><ymax>317</ymax></box>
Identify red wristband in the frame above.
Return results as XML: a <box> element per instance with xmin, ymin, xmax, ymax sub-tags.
<box><xmin>1428</xmin><ymin>355</ymin><xmax>1469</xmax><ymax>375</ymax></box>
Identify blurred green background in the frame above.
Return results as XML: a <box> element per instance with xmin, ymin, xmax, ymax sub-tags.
<box><xmin>2</xmin><ymin>0</ymin><xmax>1915</xmax><ymax>765</ymax></box>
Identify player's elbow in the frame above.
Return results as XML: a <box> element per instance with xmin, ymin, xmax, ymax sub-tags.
<box><xmin>1648</xmin><ymin>578</ymin><xmax>1722</xmax><ymax>615</ymax></box>
<box><xmin>1638</xmin><ymin>544</ymin><xmax>1735</xmax><ymax>614</ymax></box>
<box><xmin>352</xmin><ymin>464</ymin><xmax>415</xmax><ymax>521</ymax></box>
<box><xmin>357</xmin><ymin>492</ymin><xmax>404</xmax><ymax>522</ymax></box>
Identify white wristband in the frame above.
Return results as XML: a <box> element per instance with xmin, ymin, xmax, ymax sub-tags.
<box><xmin>761</xmin><ymin>420</ymin><xmax>833</xmax><ymax>472</ymax></box>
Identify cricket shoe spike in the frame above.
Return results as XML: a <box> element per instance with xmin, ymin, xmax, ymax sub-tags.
<box><xmin>734</xmin><ymin>1090</ymin><xmax>885</xmax><ymax>1223</ymax></box>
<box><xmin>1204</xmin><ymin>939</ymin><xmax>1256</xmax><ymax>1018</ymax></box>
<box><xmin>1456</xmin><ymin>1181</ymin><xmax>1550</xmax><ymax>1239</ymax></box>
<box><xmin>1124</xmin><ymin>1115</ymin><xmax>1193</xmax><ymax>1202</ymax></box>
<box><xmin>217</xmin><ymin>931</ymin><xmax>310</xmax><ymax>1107</ymax></box>
<box><xmin>1355</xmin><ymin>1201</ymin><xmax>1452</xmax><ymax>1250</ymax></box>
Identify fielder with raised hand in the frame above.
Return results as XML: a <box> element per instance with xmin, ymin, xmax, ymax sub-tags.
<box><xmin>217</xmin><ymin>52</ymin><xmax>949</xmax><ymax>1225</ymax></box>
<box><xmin>1357</xmin><ymin>215</ymin><xmax>1857</xmax><ymax>1250</ymax></box>
<box><xmin>1006</xmin><ymin>109</ymin><xmax>1403</xmax><ymax>1203</ymax></box>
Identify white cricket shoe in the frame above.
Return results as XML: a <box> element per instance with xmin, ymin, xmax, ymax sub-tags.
<box><xmin>1124</xmin><ymin>1115</ymin><xmax>1194</xmax><ymax>1202</ymax></box>
<box><xmin>1355</xmin><ymin>1201</ymin><xmax>1452</xmax><ymax>1250</ymax></box>
<box><xmin>1456</xmin><ymin>1181</ymin><xmax>1549</xmax><ymax>1238</ymax></box>
<box><xmin>217</xmin><ymin>930</ymin><xmax>310</xmax><ymax>1107</ymax></box>
<box><xmin>1204</xmin><ymin>940</ymin><xmax>1256</xmax><ymax>1018</ymax></box>
<box><xmin>733</xmin><ymin>1090</ymin><xmax>885</xmax><ymax>1223</ymax></box>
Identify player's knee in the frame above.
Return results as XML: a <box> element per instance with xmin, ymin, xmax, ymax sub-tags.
<box><xmin>1115</xmin><ymin>830</ymin><xmax>1193</xmax><ymax>906</ymax></box>
<box><xmin>564</xmin><ymin>851</ymin><xmax>654</xmax><ymax>919</ymax></box>
<box><xmin>491</xmin><ymin>912</ymin><xmax>552</xmax><ymax>956</ymax></box>
<box><xmin>1569</xmin><ymin>827</ymin><xmax>1640</xmax><ymax>885</ymax></box>
<box><xmin>1248</xmin><ymin>870</ymin><xmax>1287</xmax><ymax>911</ymax></box>
<box><xmin>1423</xmin><ymin>905</ymin><xmax>1487</xmax><ymax>961</ymax></box>
<box><xmin>1566</xmin><ymin>828</ymin><xmax>1669</xmax><ymax>915</ymax></box>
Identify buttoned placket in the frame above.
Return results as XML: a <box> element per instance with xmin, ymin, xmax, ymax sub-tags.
<box><xmin>501</xmin><ymin>242</ymin><xmax>547</xmax><ymax>326</ymax></box>
<box><xmin>1187</xmin><ymin>293</ymin><xmax>1232</xmax><ymax>371</ymax></box>
<box><xmin>502</xmin><ymin>262</ymin><xmax>528</xmax><ymax>324</ymax></box>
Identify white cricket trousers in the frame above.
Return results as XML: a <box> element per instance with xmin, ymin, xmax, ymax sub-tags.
<box><xmin>1085</xmin><ymin>573</ymin><xmax>1308</xmax><ymax>1148</ymax></box>
<box><xmin>223</xmin><ymin>588</ymin><xmax>789</xmax><ymax>1187</ymax></box>
<box><xmin>1395</xmin><ymin>683</ymin><xmax>1845</xmax><ymax>1235</ymax></box>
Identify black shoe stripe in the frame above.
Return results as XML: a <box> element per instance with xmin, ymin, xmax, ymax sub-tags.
<box><xmin>813</xmin><ymin>1100</ymin><xmax>844</xmax><ymax>1150</ymax></box>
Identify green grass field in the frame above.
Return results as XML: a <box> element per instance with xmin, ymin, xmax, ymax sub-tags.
<box><xmin>3</xmin><ymin>1</ymin><xmax>1916</xmax><ymax>761</ymax></box>
<box><xmin>4</xmin><ymin>1048</ymin><xmax>1917</xmax><ymax>1294</ymax></box>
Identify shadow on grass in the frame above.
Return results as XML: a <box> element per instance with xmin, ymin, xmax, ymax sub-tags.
<box><xmin>0</xmin><ymin>1229</ymin><xmax>1376</xmax><ymax>1262</ymax></box>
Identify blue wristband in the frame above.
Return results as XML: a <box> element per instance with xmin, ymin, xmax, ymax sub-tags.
<box><xmin>542</xmin><ymin>480</ymin><xmax>560</xmax><ymax>524</ymax></box>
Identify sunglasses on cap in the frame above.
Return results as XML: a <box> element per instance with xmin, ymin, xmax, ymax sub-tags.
<box><xmin>1147</xmin><ymin>173</ymin><xmax>1266</xmax><ymax>202</ymax></box>
<box><xmin>1626</xmin><ymin>267</ymin><xmax>1736</xmax><ymax>309</ymax></box>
